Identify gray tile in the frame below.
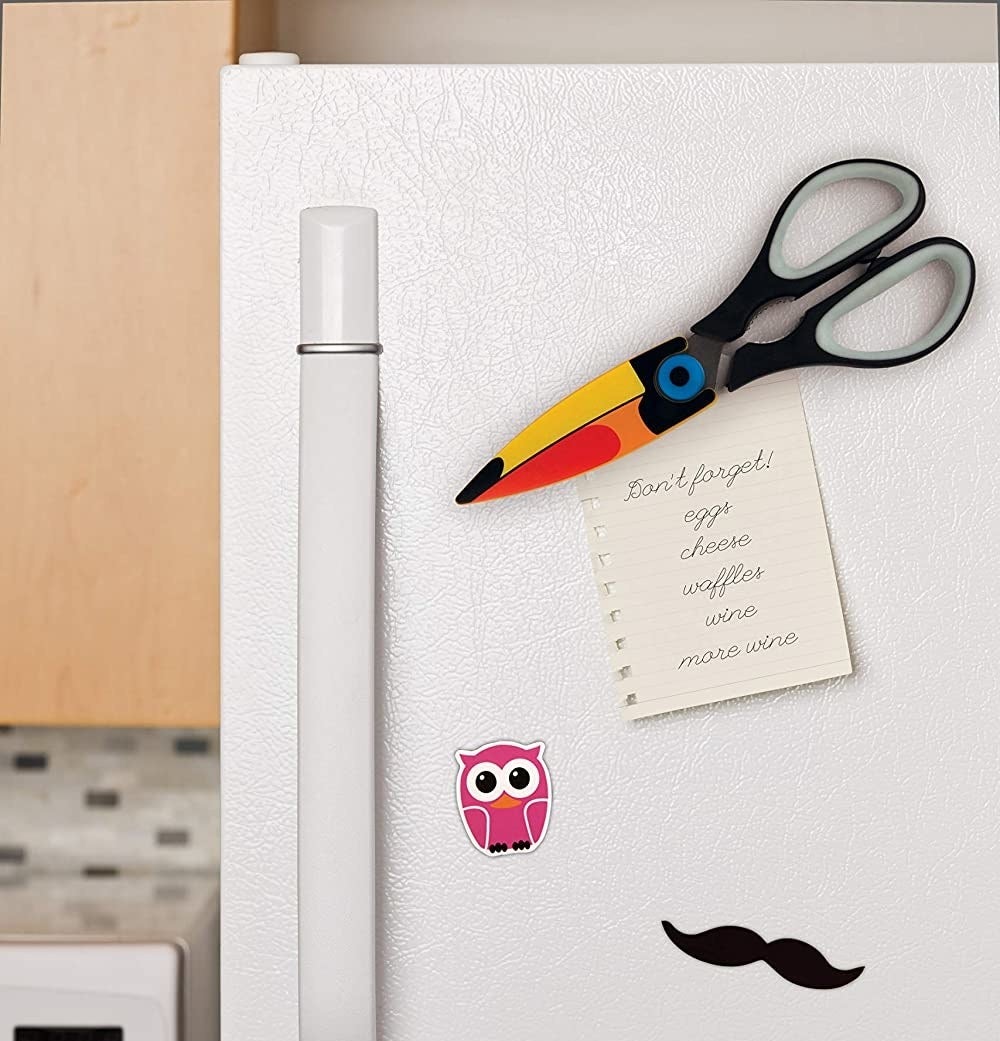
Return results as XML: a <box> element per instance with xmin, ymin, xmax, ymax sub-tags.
<box><xmin>0</xmin><ymin>726</ymin><xmax>219</xmax><ymax>876</ymax></box>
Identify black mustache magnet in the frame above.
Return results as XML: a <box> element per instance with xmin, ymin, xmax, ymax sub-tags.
<box><xmin>661</xmin><ymin>921</ymin><xmax>864</xmax><ymax>990</ymax></box>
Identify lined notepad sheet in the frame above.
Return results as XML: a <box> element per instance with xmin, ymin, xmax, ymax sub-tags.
<box><xmin>578</xmin><ymin>373</ymin><xmax>852</xmax><ymax>720</ymax></box>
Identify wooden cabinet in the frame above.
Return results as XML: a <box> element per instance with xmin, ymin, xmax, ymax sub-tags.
<box><xmin>0</xmin><ymin>1</ymin><xmax>256</xmax><ymax>725</ymax></box>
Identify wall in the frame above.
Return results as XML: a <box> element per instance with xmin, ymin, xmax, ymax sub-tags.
<box><xmin>0</xmin><ymin>726</ymin><xmax>219</xmax><ymax>882</ymax></box>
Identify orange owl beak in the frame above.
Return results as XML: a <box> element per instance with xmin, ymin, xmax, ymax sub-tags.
<box><xmin>490</xmin><ymin>793</ymin><xmax>521</xmax><ymax>810</ymax></box>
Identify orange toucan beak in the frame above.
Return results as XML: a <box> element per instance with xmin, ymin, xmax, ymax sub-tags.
<box><xmin>489</xmin><ymin>793</ymin><xmax>522</xmax><ymax>810</ymax></box>
<box><xmin>456</xmin><ymin>338</ymin><xmax>718</xmax><ymax>505</ymax></box>
<box><xmin>456</xmin><ymin>360</ymin><xmax>653</xmax><ymax>504</ymax></box>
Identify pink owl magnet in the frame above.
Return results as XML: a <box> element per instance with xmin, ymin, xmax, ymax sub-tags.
<box><xmin>455</xmin><ymin>740</ymin><xmax>552</xmax><ymax>856</ymax></box>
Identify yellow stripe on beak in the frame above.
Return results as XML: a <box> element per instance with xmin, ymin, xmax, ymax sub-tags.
<box><xmin>494</xmin><ymin>361</ymin><xmax>644</xmax><ymax>474</ymax></box>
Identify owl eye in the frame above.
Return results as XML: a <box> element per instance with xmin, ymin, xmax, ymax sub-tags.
<box><xmin>503</xmin><ymin>758</ymin><xmax>540</xmax><ymax>798</ymax></box>
<box><xmin>466</xmin><ymin>764</ymin><xmax>502</xmax><ymax>802</ymax></box>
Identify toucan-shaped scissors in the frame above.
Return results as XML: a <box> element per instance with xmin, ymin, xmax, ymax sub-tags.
<box><xmin>456</xmin><ymin>159</ymin><xmax>975</xmax><ymax>505</ymax></box>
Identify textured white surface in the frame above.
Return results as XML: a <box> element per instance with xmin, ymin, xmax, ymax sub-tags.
<box><xmin>221</xmin><ymin>65</ymin><xmax>1000</xmax><ymax>1040</ymax></box>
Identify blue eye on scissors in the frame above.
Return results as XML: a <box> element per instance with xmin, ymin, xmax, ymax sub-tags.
<box><xmin>655</xmin><ymin>354</ymin><xmax>706</xmax><ymax>402</ymax></box>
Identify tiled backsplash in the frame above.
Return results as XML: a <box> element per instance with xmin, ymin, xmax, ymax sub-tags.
<box><xmin>0</xmin><ymin>727</ymin><xmax>219</xmax><ymax>880</ymax></box>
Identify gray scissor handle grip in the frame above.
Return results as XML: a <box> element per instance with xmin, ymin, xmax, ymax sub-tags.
<box><xmin>693</xmin><ymin>159</ymin><xmax>927</xmax><ymax>344</ymax></box>
<box><xmin>726</xmin><ymin>236</ymin><xmax>976</xmax><ymax>391</ymax></box>
<box><xmin>815</xmin><ymin>239</ymin><xmax>974</xmax><ymax>361</ymax></box>
<box><xmin>768</xmin><ymin>160</ymin><xmax>925</xmax><ymax>280</ymax></box>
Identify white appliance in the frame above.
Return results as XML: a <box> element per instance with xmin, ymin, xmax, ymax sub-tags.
<box><xmin>0</xmin><ymin>877</ymin><xmax>218</xmax><ymax>1041</ymax></box>
<box><xmin>221</xmin><ymin>62</ymin><xmax>1000</xmax><ymax>1040</ymax></box>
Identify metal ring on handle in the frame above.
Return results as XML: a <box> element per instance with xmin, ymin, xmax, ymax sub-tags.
<box><xmin>768</xmin><ymin>160</ymin><xmax>924</xmax><ymax>281</ymax></box>
<box><xmin>815</xmin><ymin>240</ymin><xmax>974</xmax><ymax>362</ymax></box>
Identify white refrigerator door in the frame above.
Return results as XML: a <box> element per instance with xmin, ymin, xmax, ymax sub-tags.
<box><xmin>221</xmin><ymin>63</ymin><xmax>1000</xmax><ymax>1041</ymax></box>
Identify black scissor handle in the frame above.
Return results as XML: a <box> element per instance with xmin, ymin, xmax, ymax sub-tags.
<box><xmin>692</xmin><ymin>159</ymin><xmax>926</xmax><ymax>343</ymax></box>
<box><xmin>726</xmin><ymin>237</ymin><xmax>975</xmax><ymax>391</ymax></box>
